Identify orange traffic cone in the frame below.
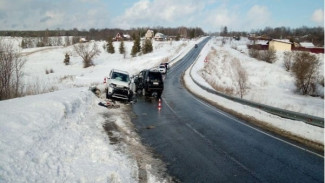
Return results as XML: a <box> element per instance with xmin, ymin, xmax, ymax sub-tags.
<box><xmin>158</xmin><ymin>98</ymin><xmax>162</xmax><ymax>111</ymax></box>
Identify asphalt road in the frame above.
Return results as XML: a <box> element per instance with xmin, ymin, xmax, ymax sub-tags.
<box><xmin>131</xmin><ymin>38</ymin><xmax>324</xmax><ymax>182</ymax></box>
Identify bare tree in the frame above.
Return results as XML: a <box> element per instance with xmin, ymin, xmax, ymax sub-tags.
<box><xmin>283</xmin><ymin>51</ymin><xmax>293</xmax><ymax>71</ymax></box>
<box><xmin>74</xmin><ymin>42</ymin><xmax>101</xmax><ymax>68</ymax></box>
<box><xmin>57</xmin><ymin>36</ymin><xmax>62</xmax><ymax>46</ymax></box>
<box><xmin>65</xmin><ymin>36</ymin><xmax>71</xmax><ymax>46</ymax></box>
<box><xmin>232</xmin><ymin>58</ymin><xmax>249</xmax><ymax>98</ymax></box>
<box><xmin>291</xmin><ymin>51</ymin><xmax>320</xmax><ymax>95</ymax></box>
<box><xmin>0</xmin><ymin>39</ymin><xmax>26</xmax><ymax>100</ymax></box>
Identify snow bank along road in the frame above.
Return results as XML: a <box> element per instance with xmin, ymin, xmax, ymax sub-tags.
<box><xmin>131</xmin><ymin>38</ymin><xmax>324</xmax><ymax>182</ymax></box>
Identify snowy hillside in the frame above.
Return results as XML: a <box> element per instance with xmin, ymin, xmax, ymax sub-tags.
<box><xmin>0</xmin><ymin>37</ymin><xmax>201</xmax><ymax>182</ymax></box>
<box><xmin>198</xmin><ymin>37</ymin><xmax>324</xmax><ymax>117</ymax></box>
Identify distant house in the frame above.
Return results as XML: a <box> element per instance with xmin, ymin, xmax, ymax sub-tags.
<box><xmin>292</xmin><ymin>41</ymin><xmax>324</xmax><ymax>54</ymax></box>
<box><xmin>79</xmin><ymin>37</ymin><xmax>87</xmax><ymax>43</ymax></box>
<box><xmin>154</xmin><ymin>33</ymin><xmax>166</xmax><ymax>41</ymax></box>
<box><xmin>268</xmin><ymin>39</ymin><xmax>292</xmax><ymax>51</ymax></box>
<box><xmin>145</xmin><ymin>30</ymin><xmax>154</xmax><ymax>39</ymax></box>
<box><xmin>299</xmin><ymin>42</ymin><xmax>315</xmax><ymax>48</ymax></box>
<box><xmin>114</xmin><ymin>32</ymin><xmax>131</xmax><ymax>41</ymax></box>
<box><xmin>247</xmin><ymin>40</ymin><xmax>269</xmax><ymax>50</ymax></box>
<box><xmin>123</xmin><ymin>34</ymin><xmax>131</xmax><ymax>40</ymax></box>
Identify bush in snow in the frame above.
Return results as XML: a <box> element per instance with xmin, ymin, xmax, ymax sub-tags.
<box><xmin>248</xmin><ymin>45</ymin><xmax>261</xmax><ymax>59</ymax></box>
<box><xmin>260</xmin><ymin>48</ymin><xmax>277</xmax><ymax>63</ymax></box>
<box><xmin>249</xmin><ymin>46</ymin><xmax>276</xmax><ymax>63</ymax></box>
<box><xmin>0</xmin><ymin>39</ymin><xmax>26</xmax><ymax>100</ymax></box>
<box><xmin>232</xmin><ymin>58</ymin><xmax>249</xmax><ymax>98</ymax></box>
<box><xmin>74</xmin><ymin>42</ymin><xmax>101</xmax><ymax>68</ymax></box>
<box><xmin>107</xmin><ymin>37</ymin><xmax>115</xmax><ymax>54</ymax></box>
<box><xmin>283</xmin><ymin>51</ymin><xmax>294</xmax><ymax>71</ymax></box>
<box><xmin>45</xmin><ymin>69</ymin><xmax>54</xmax><ymax>74</ymax></box>
<box><xmin>291</xmin><ymin>51</ymin><xmax>320</xmax><ymax>95</ymax></box>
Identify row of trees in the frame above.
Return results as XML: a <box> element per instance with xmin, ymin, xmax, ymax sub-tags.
<box><xmin>215</xmin><ymin>26</ymin><xmax>324</xmax><ymax>47</ymax></box>
<box><xmin>74</xmin><ymin>36</ymin><xmax>154</xmax><ymax>68</ymax></box>
<box><xmin>106</xmin><ymin>35</ymin><xmax>153</xmax><ymax>57</ymax></box>
<box><xmin>21</xmin><ymin>36</ymin><xmax>80</xmax><ymax>48</ymax></box>
<box><xmin>0</xmin><ymin>27</ymin><xmax>205</xmax><ymax>41</ymax></box>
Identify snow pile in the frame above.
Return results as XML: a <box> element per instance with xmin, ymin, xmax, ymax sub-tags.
<box><xmin>184</xmin><ymin>37</ymin><xmax>324</xmax><ymax>144</ymax></box>
<box><xmin>0</xmin><ymin>88</ymin><xmax>138</xmax><ymax>182</ymax></box>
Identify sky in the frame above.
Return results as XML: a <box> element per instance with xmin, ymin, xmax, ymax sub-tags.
<box><xmin>0</xmin><ymin>0</ymin><xmax>323</xmax><ymax>32</ymax></box>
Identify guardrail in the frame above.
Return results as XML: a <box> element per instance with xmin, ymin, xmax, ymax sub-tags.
<box><xmin>188</xmin><ymin>57</ymin><xmax>324</xmax><ymax>128</ymax></box>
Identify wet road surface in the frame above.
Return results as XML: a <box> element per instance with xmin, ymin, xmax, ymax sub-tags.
<box><xmin>131</xmin><ymin>38</ymin><xmax>324</xmax><ymax>182</ymax></box>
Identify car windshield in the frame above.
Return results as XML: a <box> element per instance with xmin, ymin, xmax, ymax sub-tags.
<box><xmin>112</xmin><ymin>72</ymin><xmax>129</xmax><ymax>82</ymax></box>
<box><xmin>159</xmin><ymin>65</ymin><xmax>165</xmax><ymax>68</ymax></box>
<box><xmin>148</xmin><ymin>72</ymin><xmax>162</xmax><ymax>80</ymax></box>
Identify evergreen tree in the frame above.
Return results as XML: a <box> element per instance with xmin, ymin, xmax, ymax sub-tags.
<box><xmin>63</xmin><ymin>53</ymin><xmax>70</xmax><ymax>65</ymax></box>
<box><xmin>107</xmin><ymin>37</ymin><xmax>115</xmax><ymax>54</ymax></box>
<box><xmin>136</xmin><ymin>36</ymin><xmax>141</xmax><ymax>53</ymax></box>
<box><xmin>131</xmin><ymin>36</ymin><xmax>141</xmax><ymax>57</ymax></box>
<box><xmin>222</xmin><ymin>26</ymin><xmax>228</xmax><ymax>36</ymax></box>
<box><xmin>131</xmin><ymin>40</ymin><xmax>137</xmax><ymax>57</ymax></box>
<box><xmin>21</xmin><ymin>39</ymin><xmax>27</xmax><ymax>48</ymax></box>
<box><xmin>119</xmin><ymin>40</ymin><xmax>125</xmax><ymax>54</ymax></box>
<box><xmin>142</xmin><ymin>39</ymin><xmax>153</xmax><ymax>54</ymax></box>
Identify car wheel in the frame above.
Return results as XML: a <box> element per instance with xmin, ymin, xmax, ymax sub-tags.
<box><xmin>157</xmin><ymin>92</ymin><xmax>162</xmax><ymax>98</ymax></box>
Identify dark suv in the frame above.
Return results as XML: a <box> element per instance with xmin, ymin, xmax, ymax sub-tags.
<box><xmin>134</xmin><ymin>69</ymin><xmax>164</xmax><ymax>98</ymax></box>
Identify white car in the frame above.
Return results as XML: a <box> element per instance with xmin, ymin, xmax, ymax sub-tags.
<box><xmin>158</xmin><ymin>64</ymin><xmax>167</xmax><ymax>74</ymax></box>
<box><xmin>105</xmin><ymin>69</ymin><xmax>133</xmax><ymax>101</ymax></box>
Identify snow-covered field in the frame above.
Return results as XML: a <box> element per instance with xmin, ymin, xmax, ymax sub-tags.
<box><xmin>0</xmin><ymin>37</ymin><xmax>200</xmax><ymax>182</ymax></box>
<box><xmin>184</xmin><ymin>37</ymin><xmax>324</xmax><ymax>145</ymax></box>
<box><xmin>21</xmin><ymin>39</ymin><xmax>193</xmax><ymax>91</ymax></box>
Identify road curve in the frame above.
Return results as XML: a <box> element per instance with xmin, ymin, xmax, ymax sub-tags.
<box><xmin>131</xmin><ymin>38</ymin><xmax>324</xmax><ymax>182</ymax></box>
